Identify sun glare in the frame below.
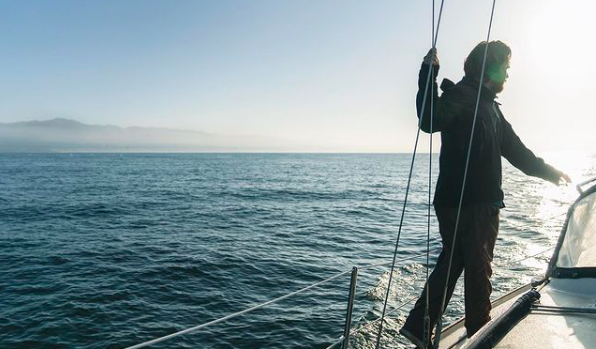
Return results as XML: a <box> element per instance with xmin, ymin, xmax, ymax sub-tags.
<box><xmin>534</xmin><ymin>151</ymin><xmax>595</xmax><ymax>233</ymax></box>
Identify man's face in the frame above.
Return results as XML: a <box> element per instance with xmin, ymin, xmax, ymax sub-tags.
<box><xmin>487</xmin><ymin>59</ymin><xmax>510</xmax><ymax>94</ymax></box>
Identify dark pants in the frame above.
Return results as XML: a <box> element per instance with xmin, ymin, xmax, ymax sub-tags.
<box><xmin>402</xmin><ymin>203</ymin><xmax>499</xmax><ymax>340</ymax></box>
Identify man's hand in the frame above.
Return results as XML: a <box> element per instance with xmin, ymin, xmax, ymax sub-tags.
<box><xmin>423</xmin><ymin>48</ymin><xmax>440</xmax><ymax>66</ymax></box>
<box><xmin>559</xmin><ymin>172</ymin><xmax>572</xmax><ymax>185</ymax></box>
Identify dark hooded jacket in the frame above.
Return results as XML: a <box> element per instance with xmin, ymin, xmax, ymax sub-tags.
<box><xmin>417</xmin><ymin>63</ymin><xmax>562</xmax><ymax>207</ymax></box>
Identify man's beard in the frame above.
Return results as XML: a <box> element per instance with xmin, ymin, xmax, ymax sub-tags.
<box><xmin>487</xmin><ymin>80</ymin><xmax>505</xmax><ymax>94</ymax></box>
<box><xmin>494</xmin><ymin>81</ymin><xmax>505</xmax><ymax>93</ymax></box>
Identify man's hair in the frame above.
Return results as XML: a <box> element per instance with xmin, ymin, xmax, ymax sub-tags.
<box><xmin>464</xmin><ymin>41</ymin><xmax>511</xmax><ymax>81</ymax></box>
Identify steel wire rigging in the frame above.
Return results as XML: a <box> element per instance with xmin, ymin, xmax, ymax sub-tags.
<box><xmin>373</xmin><ymin>1</ymin><xmax>445</xmax><ymax>348</ymax></box>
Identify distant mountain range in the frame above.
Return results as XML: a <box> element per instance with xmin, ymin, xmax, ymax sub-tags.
<box><xmin>0</xmin><ymin>118</ymin><xmax>301</xmax><ymax>152</ymax></box>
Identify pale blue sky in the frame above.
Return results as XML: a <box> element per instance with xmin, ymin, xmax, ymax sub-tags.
<box><xmin>1</xmin><ymin>0</ymin><xmax>593</xmax><ymax>152</ymax></box>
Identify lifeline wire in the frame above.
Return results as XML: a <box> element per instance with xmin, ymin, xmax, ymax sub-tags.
<box><xmin>505</xmin><ymin>247</ymin><xmax>554</xmax><ymax>266</ymax></box>
<box><xmin>432</xmin><ymin>1</ymin><xmax>498</xmax><ymax>347</ymax></box>
<box><xmin>122</xmin><ymin>251</ymin><xmax>435</xmax><ymax>349</ymax></box>
<box><xmin>123</xmin><ymin>269</ymin><xmax>352</xmax><ymax>349</ymax></box>
<box><xmin>373</xmin><ymin>1</ymin><xmax>446</xmax><ymax>348</ymax></box>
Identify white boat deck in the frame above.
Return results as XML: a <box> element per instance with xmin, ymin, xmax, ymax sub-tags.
<box><xmin>437</xmin><ymin>278</ymin><xmax>596</xmax><ymax>349</ymax></box>
<box><xmin>495</xmin><ymin>278</ymin><xmax>596</xmax><ymax>349</ymax></box>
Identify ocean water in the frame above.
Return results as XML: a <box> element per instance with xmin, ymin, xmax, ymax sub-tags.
<box><xmin>1</xmin><ymin>153</ymin><xmax>593</xmax><ymax>349</ymax></box>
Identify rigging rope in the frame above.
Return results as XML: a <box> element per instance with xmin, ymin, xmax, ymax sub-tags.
<box><xmin>432</xmin><ymin>1</ymin><xmax>498</xmax><ymax>347</ymax></box>
<box><xmin>373</xmin><ymin>1</ymin><xmax>445</xmax><ymax>348</ymax></box>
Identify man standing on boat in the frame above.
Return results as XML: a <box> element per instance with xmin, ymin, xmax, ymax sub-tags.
<box><xmin>399</xmin><ymin>41</ymin><xmax>571</xmax><ymax>348</ymax></box>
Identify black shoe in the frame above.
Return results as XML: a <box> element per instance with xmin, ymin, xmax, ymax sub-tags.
<box><xmin>399</xmin><ymin>327</ymin><xmax>426</xmax><ymax>349</ymax></box>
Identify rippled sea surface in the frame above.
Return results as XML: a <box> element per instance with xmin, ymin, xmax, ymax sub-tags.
<box><xmin>1</xmin><ymin>153</ymin><xmax>594</xmax><ymax>349</ymax></box>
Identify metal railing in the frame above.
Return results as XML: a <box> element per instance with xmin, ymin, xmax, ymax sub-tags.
<box><xmin>576</xmin><ymin>175</ymin><xmax>596</xmax><ymax>194</ymax></box>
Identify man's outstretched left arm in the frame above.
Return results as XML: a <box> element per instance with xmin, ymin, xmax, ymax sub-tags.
<box><xmin>500</xmin><ymin>117</ymin><xmax>571</xmax><ymax>185</ymax></box>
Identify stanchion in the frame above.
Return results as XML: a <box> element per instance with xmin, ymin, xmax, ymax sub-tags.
<box><xmin>342</xmin><ymin>267</ymin><xmax>358</xmax><ymax>349</ymax></box>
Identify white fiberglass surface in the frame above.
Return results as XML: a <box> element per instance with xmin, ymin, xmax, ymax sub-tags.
<box><xmin>556</xmin><ymin>191</ymin><xmax>596</xmax><ymax>268</ymax></box>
